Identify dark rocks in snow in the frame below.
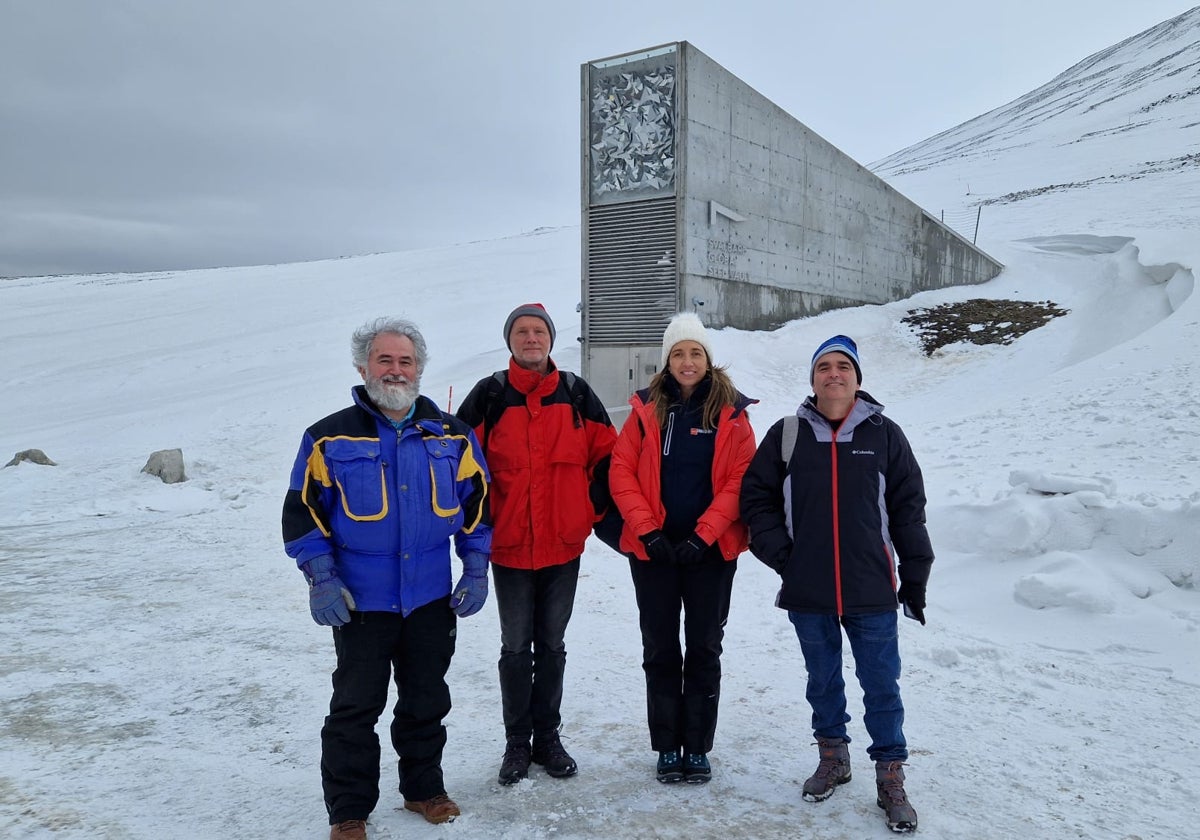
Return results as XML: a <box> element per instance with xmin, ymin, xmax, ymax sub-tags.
<box><xmin>4</xmin><ymin>449</ymin><xmax>58</xmax><ymax>467</ymax></box>
<box><xmin>142</xmin><ymin>448</ymin><xmax>187</xmax><ymax>484</ymax></box>
<box><xmin>903</xmin><ymin>298</ymin><xmax>1068</xmax><ymax>356</ymax></box>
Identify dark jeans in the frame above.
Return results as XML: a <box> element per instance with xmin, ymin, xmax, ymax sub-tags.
<box><xmin>628</xmin><ymin>555</ymin><xmax>737</xmax><ymax>754</ymax></box>
<box><xmin>787</xmin><ymin>610</ymin><xmax>908</xmax><ymax>763</ymax></box>
<box><xmin>492</xmin><ymin>558</ymin><xmax>580</xmax><ymax>740</ymax></box>
<box><xmin>321</xmin><ymin>601</ymin><xmax>456</xmax><ymax>823</ymax></box>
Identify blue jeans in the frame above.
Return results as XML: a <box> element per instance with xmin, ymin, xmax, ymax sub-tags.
<box><xmin>787</xmin><ymin>610</ymin><xmax>907</xmax><ymax>763</ymax></box>
<box><xmin>492</xmin><ymin>558</ymin><xmax>580</xmax><ymax>740</ymax></box>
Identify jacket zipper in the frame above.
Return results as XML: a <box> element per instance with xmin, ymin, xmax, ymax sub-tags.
<box><xmin>830</xmin><ymin>427</ymin><xmax>844</xmax><ymax>617</ymax></box>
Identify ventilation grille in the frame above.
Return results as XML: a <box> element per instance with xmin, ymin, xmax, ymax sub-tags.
<box><xmin>585</xmin><ymin>197</ymin><xmax>678</xmax><ymax>345</ymax></box>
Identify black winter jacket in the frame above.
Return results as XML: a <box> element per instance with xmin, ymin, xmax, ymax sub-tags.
<box><xmin>739</xmin><ymin>392</ymin><xmax>933</xmax><ymax>615</ymax></box>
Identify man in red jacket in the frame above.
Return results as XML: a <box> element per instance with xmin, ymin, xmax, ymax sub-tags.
<box><xmin>455</xmin><ymin>303</ymin><xmax>616</xmax><ymax>785</ymax></box>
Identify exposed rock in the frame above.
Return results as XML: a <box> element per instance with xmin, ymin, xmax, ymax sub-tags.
<box><xmin>4</xmin><ymin>449</ymin><xmax>58</xmax><ymax>467</ymax></box>
<box><xmin>141</xmin><ymin>448</ymin><xmax>187</xmax><ymax>484</ymax></box>
<box><xmin>902</xmin><ymin>298</ymin><xmax>1068</xmax><ymax>356</ymax></box>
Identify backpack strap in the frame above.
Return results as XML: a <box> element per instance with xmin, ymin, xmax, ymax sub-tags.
<box><xmin>561</xmin><ymin>370</ymin><xmax>585</xmax><ymax>429</ymax></box>
<box><xmin>481</xmin><ymin>370</ymin><xmax>508</xmax><ymax>449</ymax></box>
<box><xmin>482</xmin><ymin>369</ymin><xmax>589</xmax><ymax>448</ymax></box>
<box><xmin>780</xmin><ymin>414</ymin><xmax>799</xmax><ymax>466</ymax></box>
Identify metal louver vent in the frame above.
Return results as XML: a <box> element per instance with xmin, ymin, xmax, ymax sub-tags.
<box><xmin>584</xmin><ymin>197</ymin><xmax>678</xmax><ymax>345</ymax></box>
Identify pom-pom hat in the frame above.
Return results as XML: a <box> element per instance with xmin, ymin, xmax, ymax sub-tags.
<box><xmin>810</xmin><ymin>335</ymin><xmax>862</xmax><ymax>384</ymax></box>
<box><xmin>503</xmin><ymin>303</ymin><xmax>556</xmax><ymax>352</ymax></box>
<box><xmin>660</xmin><ymin>312</ymin><xmax>714</xmax><ymax>369</ymax></box>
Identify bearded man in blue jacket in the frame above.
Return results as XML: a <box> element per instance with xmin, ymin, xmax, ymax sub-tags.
<box><xmin>283</xmin><ymin>316</ymin><xmax>491</xmax><ymax>840</ymax></box>
<box><xmin>740</xmin><ymin>335</ymin><xmax>933</xmax><ymax>835</ymax></box>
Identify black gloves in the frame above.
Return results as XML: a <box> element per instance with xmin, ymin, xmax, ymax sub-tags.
<box><xmin>898</xmin><ymin>581</ymin><xmax>927</xmax><ymax>625</ymax></box>
<box><xmin>640</xmin><ymin>530</ymin><xmax>677</xmax><ymax>564</ymax></box>
<box><xmin>674</xmin><ymin>532</ymin><xmax>709</xmax><ymax>566</ymax></box>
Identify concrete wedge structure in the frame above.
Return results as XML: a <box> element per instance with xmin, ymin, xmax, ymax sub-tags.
<box><xmin>581</xmin><ymin>41</ymin><xmax>1002</xmax><ymax>414</ymax></box>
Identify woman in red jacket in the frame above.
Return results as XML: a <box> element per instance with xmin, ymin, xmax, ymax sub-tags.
<box><xmin>609</xmin><ymin>312</ymin><xmax>757</xmax><ymax>785</ymax></box>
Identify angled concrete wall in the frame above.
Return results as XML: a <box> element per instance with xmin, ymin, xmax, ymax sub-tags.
<box><xmin>580</xmin><ymin>42</ymin><xmax>1002</xmax><ymax>414</ymax></box>
<box><xmin>676</xmin><ymin>42</ymin><xmax>1001</xmax><ymax>330</ymax></box>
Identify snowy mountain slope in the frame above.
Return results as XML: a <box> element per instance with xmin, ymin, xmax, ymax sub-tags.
<box><xmin>875</xmin><ymin>6</ymin><xmax>1200</xmax><ymax>249</ymax></box>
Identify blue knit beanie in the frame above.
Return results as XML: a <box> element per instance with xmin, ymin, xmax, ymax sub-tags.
<box><xmin>810</xmin><ymin>335</ymin><xmax>862</xmax><ymax>384</ymax></box>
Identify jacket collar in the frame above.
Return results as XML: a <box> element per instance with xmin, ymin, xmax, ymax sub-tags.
<box><xmin>800</xmin><ymin>390</ymin><xmax>882</xmax><ymax>429</ymax></box>
<box><xmin>632</xmin><ymin>382</ymin><xmax>759</xmax><ymax>421</ymax></box>
<box><xmin>508</xmin><ymin>356</ymin><xmax>560</xmax><ymax>398</ymax></box>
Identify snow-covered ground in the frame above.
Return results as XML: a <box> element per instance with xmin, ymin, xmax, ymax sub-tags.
<box><xmin>3</xmin><ymin>8</ymin><xmax>1199</xmax><ymax>840</ymax></box>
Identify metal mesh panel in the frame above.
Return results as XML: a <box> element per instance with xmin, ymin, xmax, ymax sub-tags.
<box><xmin>585</xmin><ymin>197</ymin><xmax>678</xmax><ymax>345</ymax></box>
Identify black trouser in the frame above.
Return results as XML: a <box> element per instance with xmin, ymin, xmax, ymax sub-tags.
<box><xmin>628</xmin><ymin>554</ymin><xmax>737</xmax><ymax>755</ymax></box>
<box><xmin>320</xmin><ymin>601</ymin><xmax>456</xmax><ymax>823</ymax></box>
<box><xmin>492</xmin><ymin>558</ymin><xmax>580</xmax><ymax>740</ymax></box>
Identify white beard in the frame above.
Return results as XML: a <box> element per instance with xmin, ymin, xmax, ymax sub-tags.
<box><xmin>364</xmin><ymin>374</ymin><xmax>420</xmax><ymax>413</ymax></box>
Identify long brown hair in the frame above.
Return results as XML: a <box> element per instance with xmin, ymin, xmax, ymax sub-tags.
<box><xmin>648</xmin><ymin>362</ymin><xmax>738</xmax><ymax>430</ymax></box>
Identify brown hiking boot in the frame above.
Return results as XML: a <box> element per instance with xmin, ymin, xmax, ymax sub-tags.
<box><xmin>802</xmin><ymin>737</ymin><xmax>852</xmax><ymax>801</ymax></box>
<box><xmin>403</xmin><ymin>793</ymin><xmax>461</xmax><ymax>824</ymax></box>
<box><xmin>876</xmin><ymin>760</ymin><xmax>918</xmax><ymax>833</ymax></box>
<box><xmin>329</xmin><ymin>819</ymin><xmax>367</xmax><ymax>840</ymax></box>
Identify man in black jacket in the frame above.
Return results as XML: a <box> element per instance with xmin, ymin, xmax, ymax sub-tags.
<box><xmin>739</xmin><ymin>335</ymin><xmax>932</xmax><ymax>834</ymax></box>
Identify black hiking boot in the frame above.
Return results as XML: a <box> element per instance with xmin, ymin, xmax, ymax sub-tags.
<box><xmin>531</xmin><ymin>732</ymin><xmax>577</xmax><ymax>778</ymax></box>
<box><xmin>498</xmin><ymin>736</ymin><xmax>531</xmax><ymax>785</ymax></box>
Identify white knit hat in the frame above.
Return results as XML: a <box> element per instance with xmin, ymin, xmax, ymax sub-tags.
<box><xmin>660</xmin><ymin>312</ymin><xmax>714</xmax><ymax>369</ymax></box>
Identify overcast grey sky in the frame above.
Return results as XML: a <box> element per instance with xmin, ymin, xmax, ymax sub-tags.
<box><xmin>1</xmin><ymin>1</ymin><xmax>1193</xmax><ymax>277</ymax></box>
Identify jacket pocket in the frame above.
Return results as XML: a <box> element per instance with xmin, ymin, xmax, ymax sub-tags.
<box><xmin>324</xmin><ymin>439</ymin><xmax>388</xmax><ymax>521</ymax></box>
<box><xmin>550</xmin><ymin>461</ymin><xmax>592</xmax><ymax>545</ymax></box>
<box><xmin>424</xmin><ymin>437</ymin><xmax>463</xmax><ymax>522</ymax></box>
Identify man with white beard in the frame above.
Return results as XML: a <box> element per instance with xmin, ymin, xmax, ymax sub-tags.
<box><xmin>283</xmin><ymin>316</ymin><xmax>492</xmax><ymax>840</ymax></box>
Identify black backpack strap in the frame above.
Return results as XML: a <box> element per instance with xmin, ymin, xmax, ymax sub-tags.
<box><xmin>561</xmin><ymin>370</ymin><xmax>585</xmax><ymax>429</ymax></box>
<box><xmin>484</xmin><ymin>369</ymin><xmax>589</xmax><ymax>447</ymax></box>
<box><xmin>481</xmin><ymin>370</ymin><xmax>508</xmax><ymax>449</ymax></box>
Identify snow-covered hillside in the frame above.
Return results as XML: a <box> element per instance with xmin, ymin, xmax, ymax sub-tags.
<box><xmin>2</xmin><ymin>9</ymin><xmax>1198</xmax><ymax>840</ymax></box>
<box><xmin>875</xmin><ymin>5</ymin><xmax>1200</xmax><ymax>253</ymax></box>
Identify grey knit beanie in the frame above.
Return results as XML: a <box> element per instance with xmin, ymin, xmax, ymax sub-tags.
<box><xmin>503</xmin><ymin>303</ymin><xmax>556</xmax><ymax>352</ymax></box>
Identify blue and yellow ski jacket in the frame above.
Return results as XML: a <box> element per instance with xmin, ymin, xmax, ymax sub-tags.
<box><xmin>283</xmin><ymin>386</ymin><xmax>491</xmax><ymax>615</ymax></box>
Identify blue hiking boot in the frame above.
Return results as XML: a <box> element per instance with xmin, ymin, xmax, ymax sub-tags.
<box><xmin>656</xmin><ymin>750</ymin><xmax>683</xmax><ymax>783</ymax></box>
<box><xmin>683</xmin><ymin>753</ymin><xmax>711</xmax><ymax>784</ymax></box>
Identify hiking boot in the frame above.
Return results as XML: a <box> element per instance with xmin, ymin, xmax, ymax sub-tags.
<box><xmin>876</xmin><ymin>760</ymin><xmax>918</xmax><ymax>833</ymax></box>
<box><xmin>532</xmin><ymin>732</ymin><xmax>578</xmax><ymax>778</ymax></box>
<box><xmin>803</xmin><ymin>737</ymin><xmax>852</xmax><ymax>802</ymax></box>
<box><xmin>403</xmin><ymin>793</ymin><xmax>460</xmax><ymax>825</ymax></box>
<box><xmin>656</xmin><ymin>749</ymin><xmax>683</xmax><ymax>783</ymax></box>
<box><xmin>498</xmin><ymin>736</ymin><xmax>532</xmax><ymax>785</ymax></box>
<box><xmin>329</xmin><ymin>820</ymin><xmax>367</xmax><ymax>840</ymax></box>
<box><xmin>683</xmin><ymin>753</ymin><xmax>711</xmax><ymax>784</ymax></box>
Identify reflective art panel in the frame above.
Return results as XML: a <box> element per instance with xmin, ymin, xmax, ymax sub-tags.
<box><xmin>588</xmin><ymin>50</ymin><xmax>677</xmax><ymax>203</ymax></box>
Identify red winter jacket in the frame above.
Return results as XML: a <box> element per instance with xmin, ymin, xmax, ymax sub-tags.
<box><xmin>456</xmin><ymin>358</ymin><xmax>616</xmax><ymax>569</ymax></box>
<box><xmin>609</xmin><ymin>388</ymin><xmax>757</xmax><ymax>561</ymax></box>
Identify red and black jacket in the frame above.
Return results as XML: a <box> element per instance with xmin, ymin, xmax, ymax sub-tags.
<box><xmin>455</xmin><ymin>358</ymin><xmax>616</xmax><ymax>569</ymax></box>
